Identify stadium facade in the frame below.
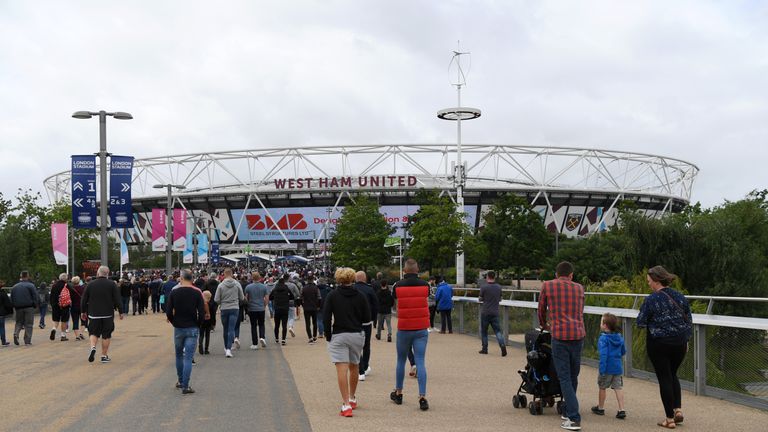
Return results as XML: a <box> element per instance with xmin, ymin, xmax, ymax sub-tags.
<box><xmin>44</xmin><ymin>144</ymin><xmax>698</xmax><ymax>249</ymax></box>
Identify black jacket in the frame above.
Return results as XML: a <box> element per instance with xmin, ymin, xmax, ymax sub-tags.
<box><xmin>0</xmin><ymin>291</ymin><xmax>14</xmax><ymax>316</ymax></box>
<box><xmin>323</xmin><ymin>285</ymin><xmax>371</xmax><ymax>341</ymax></box>
<box><xmin>81</xmin><ymin>277</ymin><xmax>122</xmax><ymax>317</ymax></box>
<box><xmin>353</xmin><ymin>282</ymin><xmax>378</xmax><ymax>321</ymax></box>
<box><xmin>376</xmin><ymin>287</ymin><xmax>395</xmax><ymax>312</ymax></box>
<box><xmin>269</xmin><ymin>282</ymin><xmax>294</xmax><ymax>311</ymax></box>
<box><xmin>301</xmin><ymin>282</ymin><xmax>321</xmax><ymax>312</ymax></box>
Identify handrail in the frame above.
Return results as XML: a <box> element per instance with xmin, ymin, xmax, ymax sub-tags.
<box><xmin>455</xmin><ymin>287</ymin><xmax>768</xmax><ymax>315</ymax></box>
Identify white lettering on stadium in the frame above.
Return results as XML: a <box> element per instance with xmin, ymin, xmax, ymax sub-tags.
<box><xmin>273</xmin><ymin>176</ymin><xmax>418</xmax><ymax>190</ymax></box>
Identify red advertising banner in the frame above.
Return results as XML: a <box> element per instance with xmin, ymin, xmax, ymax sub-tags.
<box><xmin>173</xmin><ymin>209</ymin><xmax>187</xmax><ymax>251</ymax></box>
<box><xmin>151</xmin><ymin>209</ymin><xmax>166</xmax><ymax>251</ymax></box>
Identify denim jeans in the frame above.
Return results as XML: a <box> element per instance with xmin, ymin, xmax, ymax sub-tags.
<box><xmin>480</xmin><ymin>314</ymin><xmax>505</xmax><ymax>350</ymax></box>
<box><xmin>39</xmin><ymin>304</ymin><xmax>48</xmax><ymax>327</ymax></box>
<box><xmin>316</xmin><ymin>310</ymin><xmax>324</xmax><ymax>334</ymax></box>
<box><xmin>377</xmin><ymin>313</ymin><xmax>392</xmax><ymax>337</ymax></box>
<box><xmin>0</xmin><ymin>315</ymin><xmax>7</xmax><ymax>344</ymax></box>
<box><xmin>552</xmin><ymin>338</ymin><xmax>584</xmax><ymax>423</ymax></box>
<box><xmin>174</xmin><ymin>327</ymin><xmax>199</xmax><ymax>389</ymax></box>
<box><xmin>288</xmin><ymin>307</ymin><xmax>296</xmax><ymax>329</ymax></box>
<box><xmin>220</xmin><ymin>309</ymin><xmax>239</xmax><ymax>350</ymax></box>
<box><xmin>396</xmin><ymin>329</ymin><xmax>428</xmax><ymax>395</ymax></box>
<box><xmin>121</xmin><ymin>297</ymin><xmax>130</xmax><ymax>315</ymax></box>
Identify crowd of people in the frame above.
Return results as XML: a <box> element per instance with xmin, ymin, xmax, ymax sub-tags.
<box><xmin>0</xmin><ymin>258</ymin><xmax>693</xmax><ymax>430</ymax></box>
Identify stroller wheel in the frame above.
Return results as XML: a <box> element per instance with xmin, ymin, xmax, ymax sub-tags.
<box><xmin>519</xmin><ymin>395</ymin><xmax>527</xmax><ymax>407</ymax></box>
<box><xmin>546</xmin><ymin>396</ymin><xmax>555</xmax><ymax>407</ymax></box>
<box><xmin>512</xmin><ymin>395</ymin><xmax>521</xmax><ymax>409</ymax></box>
<box><xmin>528</xmin><ymin>401</ymin><xmax>537</xmax><ymax>415</ymax></box>
<box><xmin>536</xmin><ymin>402</ymin><xmax>544</xmax><ymax>415</ymax></box>
<box><xmin>556</xmin><ymin>401</ymin><xmax>564</xmax><ymax>414</ymax></box>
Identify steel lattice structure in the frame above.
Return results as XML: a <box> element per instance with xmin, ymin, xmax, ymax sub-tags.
<box><xmin>43</xmin><ymin>144</ymin><xmax>698</xmax><ymax>242</ymax></box>
<box><xmin>45</xmin><ymin>144</ymin><xmax>697</xmax><ymax>201</ymax></box>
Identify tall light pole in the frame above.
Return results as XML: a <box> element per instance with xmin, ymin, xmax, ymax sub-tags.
<box><xmin>437</xmin><ymin>46</ymin><xmax>480</xmax><ymax>287</ymax></box>
<box><xmin>72</xmin><ymin>110</ymin><xmax>133</xmax><ymax>268</ymax></box>
<box><xmin>153</xmin><ymin>184</ymin><xmax>186</xmax><ymax>277</ymax></box>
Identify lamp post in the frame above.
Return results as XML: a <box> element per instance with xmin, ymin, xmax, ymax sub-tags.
<box><xmin>325</xmin><ymin>207</ymin><xmax>334</xmax><ymax>273</ymax></box>
<box><xmin>437</xmin><ymin>48</ymin><xmax>480</xmax><ymax>287</ymax></box>
<box><xmin>153</xmin><ymin>184</ymin><xmax>186</xmax><ymax>277</ymax></box>
<box><xmin>72</xmin><ymin>110</ymin><xmax>133</xmax><ymax>268</ymax></box>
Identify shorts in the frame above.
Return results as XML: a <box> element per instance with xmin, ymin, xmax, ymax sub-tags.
<box><xmin>52</xmin><ymin>306</ymin><xmax>70</xmax><ymax>322</ymax></box>
<box><xmin>327</xmin><ymin>331</ymin><xmax>365</xmax><ymax>364</ymax></box>
<box><xmin>598</xmin><ymin>373</ymin><xmax>623</xmax><ymax>390</ymax></box>
<box><xmin>88</xmin><ymin>317</ymin><xmax>115</xmax><ymax>339</ymax></box>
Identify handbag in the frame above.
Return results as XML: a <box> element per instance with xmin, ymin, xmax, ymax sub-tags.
<box><xmin>659</xmin><ymin>289</ymin><xmax>690</xmax><ymax>324</ymax></box>
<box><xmin>159</xmin><ymin>294</ymin><xmax>165</xmax><ymax>305</ymax></box>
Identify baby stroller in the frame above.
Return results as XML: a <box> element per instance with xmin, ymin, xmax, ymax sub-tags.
<box><xmin>512</xmin><ymin>328</ymin><xmax>564</xmax><ymax>416</ymax></box>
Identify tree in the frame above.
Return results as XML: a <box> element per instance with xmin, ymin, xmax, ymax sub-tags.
<box><xmin>331</xmin><ymin>196</ymin><xmax>394</xmax><ymax>271</ymax></box>
<box><xmin>407</xmin><ymin>191</ymin><xmax>469</xmax><ymax>275</ymax></box>
<box><xmin>476</xmin><ymin>194</ymin><xmax>550</xmax><ymax>286</ymax></box>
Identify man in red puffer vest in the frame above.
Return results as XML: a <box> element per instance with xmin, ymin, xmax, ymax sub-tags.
<box><xmin>390</xmin><ymin>258</ymin><xmax>431</xmax><ymax>411</ymax></box>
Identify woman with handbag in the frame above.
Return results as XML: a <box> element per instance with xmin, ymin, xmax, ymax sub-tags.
<box><xmin>636</xmin><ymin>266</ymin><xmax>693</xmax><ymax>430</ymax></box>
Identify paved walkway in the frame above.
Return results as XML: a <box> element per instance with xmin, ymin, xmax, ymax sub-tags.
<box><xmin>1</xmin><ymin>314</ymin><xmax>311</xmax><ymax>432</ymax></box>
<box><xmin>3</xmin><ymin>314</ymin><xmax>767</xmax><ymax>431</ymax></box>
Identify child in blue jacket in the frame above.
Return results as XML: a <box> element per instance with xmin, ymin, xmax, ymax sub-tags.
<box><xmin>592</xmin><ymin>313</ymin><xmax>627</xmax><ymax>419</ymax></box>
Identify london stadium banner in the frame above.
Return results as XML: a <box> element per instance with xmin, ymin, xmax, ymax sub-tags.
<box><xmin>173</xmin><ymin>209</ymin><xmax>187</xmax><ymax>251</ymax></box>
<box><xmin>151</xmin><ymin>209</ymin><xmax>166</xmax><ymax>251</ymax></box>
<box><xmin>51</xmin><ymin>223</ymin><xmax>68</xmax><ymax>266</ymax></box>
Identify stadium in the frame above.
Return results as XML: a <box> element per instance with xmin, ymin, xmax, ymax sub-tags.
<box><xmin>43</xmin><ymin>144</ymin><xmax>699</xmax><ymax>253</ymax></box>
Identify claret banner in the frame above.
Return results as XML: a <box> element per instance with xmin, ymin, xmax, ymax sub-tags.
<box><xmin>172</xmin><ymin>209</ymin><xmax>187</xmax><ymax>251</ymax></box>
<box><xmin>151</xmin><ymin>209</ymin><xmax>166</xmax><ymax>251</ymax></box>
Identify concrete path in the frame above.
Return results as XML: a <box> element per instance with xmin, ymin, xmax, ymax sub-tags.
<box><xmin>282</xmin><ymin>318</ymin><xmax>768</xmax><ymax>432</ymax></box>
<box><xmin>3</xmin><ymin>314</ymin><xmax>768</xmax><ymax>431</ymax></box>
<box><xmin>1</xmin><ymin>313</ymin><xmax>311</xmax><ymax>432</ymax></box>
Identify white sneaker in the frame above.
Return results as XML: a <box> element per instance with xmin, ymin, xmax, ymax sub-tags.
<box><xmin>259</xmin><ymin>338</ymin><xmax>266</xmax><ymax>348</ymax></box>
<box><xmin>233</xmin><ymin>338</ymin><xmax>240</xmax><ymax>349</ymax></box>
<box><xmin>250</xmin><ymin>345</ymin><xmax>258</xmax><ymax>350</ymax></box>
<box><xmin>365</xmin><ymin>366</ymin><xmax>372</xmax><ymax>375</ymax></box>
<box><xmin>288</xmin><ymin>327</ymin><xmax>295</xmax><ymax>337</ymax></box>
<box><xmin>358</xmin><ymin>374</ymin><xmax>366</xmax><ymax>381</ymax></box>
<box><xmin>225</xmin><ymin>349</ymin><xmax>233</xmax><ymax>358</ymax></box>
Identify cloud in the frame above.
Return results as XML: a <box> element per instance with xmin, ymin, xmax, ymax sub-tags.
<box><xmin>0</xmin><ymin>0</ymin><xmax>766</xmax><ymax>208</ymax></box>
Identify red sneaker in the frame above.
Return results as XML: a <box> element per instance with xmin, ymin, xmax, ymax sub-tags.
<box><xmin>340</xmin><ymin>404</ymin><xmax>353</xmax><ymax>417</ymax></box>
<box><xmin>349</xmin><ymin>398</ymin><xmax>358</xmax><ymax>409</ymax></box>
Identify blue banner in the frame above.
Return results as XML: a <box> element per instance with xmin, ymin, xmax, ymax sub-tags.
<box><xmin>109</xmin><ymin>155</ymin><xmax>134</xmax><ymax>228</ymax></box>
<box><xmin>197</xmin><ymin>234</ymin><xmax>209</xmax><ymax>264</ymax></box>
<box><xmin>71</xmin><ymin>155</ymin><xmax>97</xmax><ymax>229</ymax></box>
<box><xmin>183</xmin><ymin>233</ymin><xmax>194</xmax><ymax>264</ymax></box>
<box><xmin>211</xmin><ymin>241</ymin><xmax>220</xmax><ymax>264</ymax></box>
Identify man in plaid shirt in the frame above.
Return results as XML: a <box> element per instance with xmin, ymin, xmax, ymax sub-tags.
<box><xmin>538</xmin><ymin>261</ymin><xmax>585</xmax><ymax>431</ymax></box>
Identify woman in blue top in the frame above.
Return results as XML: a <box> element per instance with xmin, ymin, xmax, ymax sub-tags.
<box><xmin>636</xmin><ymin>266</ymin><xmax>692</xmax><ymax>430</ymax></box>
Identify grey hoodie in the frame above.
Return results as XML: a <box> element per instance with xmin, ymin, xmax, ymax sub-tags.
<box><xmin>214</xmin><ymin>278</ymin><xmax>244</xmax><ymax>311</ymax></box>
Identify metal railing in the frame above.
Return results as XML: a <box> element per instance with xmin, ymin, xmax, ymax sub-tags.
<box><xmin>452</xmin><ymin>295</ymin><xmax>768</xmax><ymax>410</ymax></box>
<box><xmin>456</xmin><ymin>287</ymin><xmax>768</xmax><ymax>315</ymax></box>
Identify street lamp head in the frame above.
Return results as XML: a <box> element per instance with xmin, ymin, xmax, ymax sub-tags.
<box><xmin>111</xmin><ymin>112</ymin><xmax>133</xmax><ymax>120</ymax></box>
<box><xmin>153</xmin><ymin>184</ymin><xmax>186</xmax><ymax>190</ymax></box>
<box><xmin>72</xmin><ymin>111</ymin><xmax>93</xmax><ymax>119</ymax></box>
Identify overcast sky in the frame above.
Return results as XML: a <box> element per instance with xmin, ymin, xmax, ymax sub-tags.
<box><xmin>0</xmin><ymin>0</ymin><xmax>766</xmax><ymax>208</ymax></box>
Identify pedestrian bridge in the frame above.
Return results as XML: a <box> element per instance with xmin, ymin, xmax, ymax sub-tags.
<box><xmin>2</xmin><ymin>299</ymin><xmax>766</xmax><ymax>432</ymax></box>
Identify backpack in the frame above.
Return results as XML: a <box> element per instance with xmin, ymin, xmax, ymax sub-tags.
<box><xmin>59</xmin><ymin>287</ymin><xmax>72</xmax><ymax>308</ymax></box>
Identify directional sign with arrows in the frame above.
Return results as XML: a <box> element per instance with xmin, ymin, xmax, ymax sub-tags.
<box><xmin>109</xmin><ymin>155</ymin><xmax>134</xmax><ymax>228</ymax></box>
<box><xmin>71</xmin><ymin>155</ymin><xmax>97</xmax><ymax>228</ymax></box>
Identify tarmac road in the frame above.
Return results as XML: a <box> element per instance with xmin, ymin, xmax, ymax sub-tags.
<box><xmin>1</xmin><ymin>312</ymin><xmax>311</xmax><ymax>432</ymax></box>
